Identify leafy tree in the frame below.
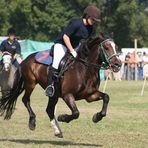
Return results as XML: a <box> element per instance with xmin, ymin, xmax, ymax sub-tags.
<box><xmin>0</xmin><ymin>0</ymin><xmax>147</xmax><ymax>47</ymax></box>
<box><xmin>0</xmin><ymin>0</ymin><xmax>10</xmax><ymax>35</ymax></box>
<box><xmin>29</xmin><ymin>0</ymin><xmax>78</xmax><ymax>41</ymax></box>
<box><xmin>8</xmin><ymin>0</ymin><xmax>32</xmax><ymax>38</ymax></box>
<box><xmin>101</xmin><ymin>0</ymin><xmax>148</xmax><ymax>47</ymax></box>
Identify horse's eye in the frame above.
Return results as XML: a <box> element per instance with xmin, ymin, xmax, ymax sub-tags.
<box><xmin>104</xmin><ymin>47</ymin><xmax>109</xmax><ymax>51</ymax></box>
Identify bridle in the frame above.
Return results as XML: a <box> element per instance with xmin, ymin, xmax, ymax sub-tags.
<box><xmin>99</xmin><ymin>39</ymin><xmax>120</xmax><ymax>67</ymax></box>
<box><xmin>78</xmin><ymin>38</ymin><xmax>120</xmax><ymax>70</ymax></box>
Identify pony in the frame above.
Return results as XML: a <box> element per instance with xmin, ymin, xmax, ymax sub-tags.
<box><xmin>0</xmin><ymin>51</ymin><xmax>17</xmax><ymax>96</ymax></box>
<box><xmin>0</xmin><ymin>33</ymin><xmax>121</xmax><ymax>138</ymax></box>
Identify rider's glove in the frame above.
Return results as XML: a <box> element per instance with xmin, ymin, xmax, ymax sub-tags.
<box><xmin>71</xmin><ymin>50</ymin><xmax>77</xmax><ymax>58</ymax></box>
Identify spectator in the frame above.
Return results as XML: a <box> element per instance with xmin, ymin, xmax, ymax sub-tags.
<box><xmin>113</xmin><ymin>71</ymin><xmax>121</xmax><ymax>80</ymax></box>
<box><xmin>123</xmin><ymin>52</ymin><xmax>130</xmax><ymax>80</ymax></box>
<box><xmin>137</xmin><ymin>52</ymin><xmax>143</xmax><ymax>80</ymax></box>
<box><xmin>105</xmin><ymin>69</ymin><xmax>113</xmax><ymax>80</ymax></box>
<box><xmin>128</xmin><ymin>51</ymin><xmax>138</xmax><ymax>80</ymax></box>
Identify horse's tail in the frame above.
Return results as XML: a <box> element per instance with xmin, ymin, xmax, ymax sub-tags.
<box><xmin>0</xmin><ymin>77</ymin><xmax>24</xmax><ymax>120</ymax></box>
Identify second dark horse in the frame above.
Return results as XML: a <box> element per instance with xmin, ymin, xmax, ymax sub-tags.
<box><xmin>0</xmin><ymin>33</ymin><xmax>121</xmax><ymax>138</ymax></box>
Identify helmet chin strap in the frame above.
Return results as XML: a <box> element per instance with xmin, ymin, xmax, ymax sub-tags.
<box><xmin>82</xmin><ymin>17</ymin><xmax>89</xmax><ymax>26</ymax></box>
<box><xmin>85</xmin><ymin>16</ymin><xmax>92</xmax><ymax>25</ymax></box>
<box><xmin>86</xmin><ymin>18</ymin><xmax>89</xmax><ymax>25</ymax></box>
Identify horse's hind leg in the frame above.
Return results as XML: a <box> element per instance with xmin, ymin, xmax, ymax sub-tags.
<box><xmin>86</xmin><ymin>91</ymin><xmax>110</xmax><ymax>123</ymax></box>
<box><xmin>58</xmin><ymin>93</ymin><xmax>80</xmax><ymax>123</ymax></box>
<box><xmin>46</xmin><ymin>96</ymin><xmax>63</xmax><ymax>138</ymax></box>
<box><xmin>22</xmin><ymin>82</ymin><xmax>36</xmax><ymax>130</ymax></box>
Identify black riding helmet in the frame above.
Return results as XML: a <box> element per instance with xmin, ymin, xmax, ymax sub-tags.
<box><xmin>83</xmin><ymin>5</ymin><xmax>101</xmax><ymax>23</ymax></box>
<box><xmin>7</xmin><ymin>27</ymin><xmax>16</xmax><ymax>36</ymax></box>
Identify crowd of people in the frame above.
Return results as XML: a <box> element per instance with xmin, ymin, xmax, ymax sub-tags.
<box><xmin>105</xmin><ymin>50</ymin><xmax>148</xmax><ymax>80</ymax></box>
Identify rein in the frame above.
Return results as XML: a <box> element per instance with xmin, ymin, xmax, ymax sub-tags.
<box><xmin>77</xmin><ymin>58</ymin><xmax>102</xmax><ymax>69</ymax></box>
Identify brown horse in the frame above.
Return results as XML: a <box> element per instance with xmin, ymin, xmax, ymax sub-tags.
<box><xmin>0</xmin><ymin>33</ymin><xmax>121</xmax><ymax>138</ymax></box>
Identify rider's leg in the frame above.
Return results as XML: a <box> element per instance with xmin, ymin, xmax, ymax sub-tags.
<box><xmin>9</xmin><ymin>59</ymin><xmax>20</xmax><ymax>86</ymax></box>
<box><xmin>45</xmin><ymin>44</ymin><xmax>67</xmax><ymax>97</ymax></box>
<box><xmin>45</xmin><ymin>66</ymin><xmax>58</xmax><ymax>97</ymax></box>
<box><xmin>13</xmin><ymin>59</ymin><xmax>19</xmax><ymax>68</ymax></box>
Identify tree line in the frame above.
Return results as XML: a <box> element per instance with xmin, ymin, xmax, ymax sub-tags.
<box><xmin>0</xmin><ymin>0</ymin><xmax>147</xmax><ymax>47</ymax></box>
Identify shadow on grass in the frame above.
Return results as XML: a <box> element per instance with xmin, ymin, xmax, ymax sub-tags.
<box><xmin>0</xmin><ymin>138</ymin><xmax>102</xmax><ymax>147</ymax></box>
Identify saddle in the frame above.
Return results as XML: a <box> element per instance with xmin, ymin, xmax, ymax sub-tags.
<box><xmin>35</xmin><ymin>46</ymin><xmax>74</xmax><ymax>77</ymax></box>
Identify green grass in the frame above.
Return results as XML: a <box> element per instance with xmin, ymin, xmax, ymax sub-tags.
<box><xmin>0</xmin><ymin>81</ymin><xmax>148</xmax><ymax>148</ymax></box>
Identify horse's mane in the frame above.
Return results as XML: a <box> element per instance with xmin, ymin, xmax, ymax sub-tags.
<box><xmin>77</xmin><ymin>39</ymin><xmax>92</xmax><ymax>59</ymax></box>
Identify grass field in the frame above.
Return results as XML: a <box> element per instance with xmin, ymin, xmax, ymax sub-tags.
<box><xmin>0</xmin><ymin>81</ymin><xmax>148</xmax><ymax>148</ymax></box>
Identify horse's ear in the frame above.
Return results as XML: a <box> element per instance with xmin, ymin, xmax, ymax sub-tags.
<box><xmin>110</xmin><ymin>32</ymin><xmax>114</xmax><ymax>38</ymax></box>
<box><xmin>98</xmin><ymin>32</ymin><xmax>104</xmax><ymax>41</ymax></box>
<box><xmin>100</xmin><ymin>32</ymin><xmax>104</xmax><ymax>38</ymax></box>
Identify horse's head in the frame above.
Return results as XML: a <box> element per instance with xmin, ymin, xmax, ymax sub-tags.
<box><xmin>86</xmin><ymin>33</ymin><xmax>121</xmax><ymax>72</ymax></box>
<box><xmin>97</xmin><ymin>33</ymin><xmax>121</xmax><ymax>72</ymax></box>
<box><xmin>78</xmin><ymin>33</ymin><xmax>121</xmax><ymax>72</ymax></box>
<box><xmin>2</xmin><ymin>51</ymin><xmax>12</xmax><ymax>71</ymax></box>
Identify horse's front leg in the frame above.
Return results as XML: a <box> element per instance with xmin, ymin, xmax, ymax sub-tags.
<box><xmin>58</xmin><ymin>93</ymin><xmax>80</xmax><ymax>123</ymax></box>
<box><xmin>46</xmin><ymin>96</ymin><xmax>63</xmax><ymax>138</ymax></box>
<box><xmin>86</xmin><ymin>91</ymin><xmax>110</xmax><ymax>123</ymax></box>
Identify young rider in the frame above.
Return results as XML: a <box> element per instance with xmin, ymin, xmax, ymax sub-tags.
<box><xmin>0</xmin><ymin>27</ymin><xmax>21</xmax><ymax>68</ymax></box>
<box><xmin>45</xmin><ymin>5</ymin><xmax>101</xmax><ymax>97</ymax></box>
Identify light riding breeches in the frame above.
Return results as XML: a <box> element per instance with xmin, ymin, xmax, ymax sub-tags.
<box><xmin>52</xmin><ymin>44</ymin><xmax>68</xmax><ymax>69</ymax></box>
<box><xmin>52</xmin><ymin>43</ymin><xmax>79</xmax><ymax>70</ymax></box>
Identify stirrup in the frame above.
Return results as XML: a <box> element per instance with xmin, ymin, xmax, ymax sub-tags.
<box><xmin>45</xmin><ymin>84</ymin><xmax>55</xmax><ymax>97</ymax></box>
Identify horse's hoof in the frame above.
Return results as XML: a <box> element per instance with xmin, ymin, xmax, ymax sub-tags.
<box><xmin>29</xmin><ymin>123</ymin><xmax>36</xmax><ymax>131</ymax></box>
<box><xmin>58</xmin><ymin>114</ymin><xmax>69</xmax><ymax>122</ymax></box>
<box><xmin>57</xmin><ymin>115</ymin><xmax>63</xmax><ymax>122</ymax></box>
<box><xmin>92</xmin><ymin>113</ymin><xmax>103</xmax><ymax>123</ymax></box>
<box><xmin>55</xmin><ymin>133</ymin><xmax>63</xmax><ymax>138</ymax></box>
<box><xmin>29</xmin><ymin>118</ymin><xmax>36</xmax><ymax>130</ymax></box>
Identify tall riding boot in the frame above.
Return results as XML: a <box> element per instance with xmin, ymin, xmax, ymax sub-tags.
<box><xmin>45</xmin><ymin>66</ymin><xmax>58</xmax><ymax>97</ymax></box>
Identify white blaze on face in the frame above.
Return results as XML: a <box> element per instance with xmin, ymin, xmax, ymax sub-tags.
<box><xmin>109</xmin><ymin>41</ymin><xmax>121</xmax><ymax>62</ymax></box>
<box><xmin>3</xmin><ymin>55</ymin><xmax>12</xmax><ymax>71</ymax></box>
<box><xmin>110</xmin><ymin>41</ymin><xmax>117</xmax><ymax>55</ymax></box>
<box><xmin>3</xmin><ymin>55</ymin><xmax>12</xmax><ymax>64</ymax></box>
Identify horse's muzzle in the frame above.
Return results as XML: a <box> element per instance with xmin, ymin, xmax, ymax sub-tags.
<box><xmin>111</xmin><ymin>61</ymin><xmax>122</xmax><ymax>72</ymax></box>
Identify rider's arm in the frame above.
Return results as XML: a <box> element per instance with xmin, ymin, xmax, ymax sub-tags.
<box><xmin>63</xmin><ymin>34</ymin><xmax>74</xmax><ymax>53</ymax></box>
<box><xmin>13</xmin><ymin>53</ymin><xmax>18</xmax><ymax>59</ymax></box>
<box><xmin>0</xmin><ymin>41</ymin><xmax>6</xmax><ymax>57</ymax></box>
<box><xmin>0</xmin><ymin>41</ymin><xmax>5</xmax><ymax>52</ymax></box>
<box><xmin>63</xmin><ymin>34</ymin><xmax>77</xmax><ymax>58</ymax></box>
<box><xmin>0</xmin><ymin>45</ymin><xmax>2</xmax><ymax>55</ymax></box>
<box><xmin>63</xmin><ymin>19</ymin><xmax>79</xmax><ymax>57</ymax></box>
<box><xmin>14</xmin><ymin>41</ymin><xmax>21</xmax><ymax>59</ymax></box>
